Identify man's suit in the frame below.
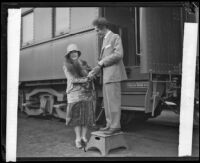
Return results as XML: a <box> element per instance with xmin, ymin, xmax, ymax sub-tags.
<box><xmin>98</xmin><ymin>30</ymin><xmax>127</xmax><ymax>129</ymax></box>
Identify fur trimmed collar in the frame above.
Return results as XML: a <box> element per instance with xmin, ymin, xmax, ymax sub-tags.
<box><xmin>64</xmin><ymin>59</ymin><xmax>89</xmax><ymax>77</ymax></box>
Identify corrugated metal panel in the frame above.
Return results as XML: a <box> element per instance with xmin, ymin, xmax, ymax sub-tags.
<box><xmin>34</xmin><ymin>8</ymin><xmax>52</xmax><ymax>42</ymax></box>
<box><xmin>20</xmin><ymin>42</ymin><xmax>53</xmax><ymax>81</ymax></box>
<box><xmin>19</xmin><ymin>30</ymin><xmax>98</xmax><ymax>82</ymax></box>
<box><xmin>19</xmin><ymin>48</ymin><xmax>34</xmax><ymax>81</ymax></box>
<box><xmin>140</xmin><ymin>7</ymin><xmax>182</xmax><ymax>74</ymax></box>
<box><xmin>70</xmin><ymin>7</ymin><xmax>98</xmax><ymax>32</ymax></box>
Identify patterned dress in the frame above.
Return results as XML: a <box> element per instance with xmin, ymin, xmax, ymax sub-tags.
<box><xmin>63</xmin><ymin>60</ymin><xmax>96</xmax><ymax>128</ymax></box>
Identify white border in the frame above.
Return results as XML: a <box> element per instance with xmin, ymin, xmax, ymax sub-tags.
<box><xmin>178</xmin><ymin>23</ymin><xmax>198</xmax><ymax>157</ymax></box>
<box><xmin>6</xmin><ymin>9</ymin><xmax>21</xmax><ymax>162</ymax></box>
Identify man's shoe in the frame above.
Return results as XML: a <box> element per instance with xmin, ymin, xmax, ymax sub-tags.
<box><xmin>99</xmin><ymin>126</ymin><xmax>110</xmax><ymax>131</ymax></box>
<box><xmin>103</xmin><ymin>128</ymin><xmax>121</xmax><ymax>135</ymax></box>
<box><xmin>92</xmin><ymin>125</ymin><xmax>100</xmax><ymax>131</ymax></box>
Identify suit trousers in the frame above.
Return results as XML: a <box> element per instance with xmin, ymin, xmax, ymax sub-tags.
<box><xmin>103</xmin><ymin>82</ymin><xmax>121</xmax><ymax>129</ymax></box>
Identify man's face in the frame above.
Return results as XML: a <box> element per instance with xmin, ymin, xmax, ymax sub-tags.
<box><xmin>95</xmin><ymin>26</ymin><xmax>106</xmax><ymax>38</ymax></box>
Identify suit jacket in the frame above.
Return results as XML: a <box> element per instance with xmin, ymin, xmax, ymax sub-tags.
<box><xmin>98</xmin><ymin>31</ymin><xmax>127</xmax><ymax>84</ymax></box>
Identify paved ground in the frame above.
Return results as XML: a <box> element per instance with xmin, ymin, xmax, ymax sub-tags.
<box><xmin>16</xmin><ymin>110</ymin><xmax>199</xmax><ymax>160</ymax></box>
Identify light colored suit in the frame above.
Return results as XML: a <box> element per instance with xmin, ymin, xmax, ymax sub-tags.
<box><xmin>98</xmin><ymin>31</ymin><xmax>127</xmax><ymax>84</ymax></box>
<box><xmin>98</xmin><ymin>31</ymin><xmax>127</xmax><ymax>129</ymax></box>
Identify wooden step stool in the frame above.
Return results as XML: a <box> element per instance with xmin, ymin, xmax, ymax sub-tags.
<box><xmin>86</xmin><ymin>131</ymin><xmax>128</xmax><ymax>156</ymax></box>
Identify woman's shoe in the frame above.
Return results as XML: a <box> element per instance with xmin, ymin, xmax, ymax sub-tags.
<box><xmin>75</xmin><ymin>140</ymin><xmax>82</xmax><ymax>149</ymax></box>
<box><xmin>81</xmin><ymin>137</ymin><xmax>88</xmax><ymax>143</ymax></box>
<box><xmin>81</xmin><ymin>138</ymin><xmax>87</xmax><ymax>152</ymax></box>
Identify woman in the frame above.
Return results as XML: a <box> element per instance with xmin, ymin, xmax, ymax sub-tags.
<box><xmin>63</xmin><ymin>43</ymin><xmax>95</xmax><ymax>149</ymax></box>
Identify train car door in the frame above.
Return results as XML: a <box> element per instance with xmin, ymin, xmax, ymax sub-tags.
<box><xmin>139</xmin><ymin>7</ymin><xmax>183</xmax><ymax>75</ymax></box>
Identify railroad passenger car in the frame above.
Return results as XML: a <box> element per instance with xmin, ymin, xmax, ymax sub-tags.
<box><xmin>19</xmin><ymin>5</ymin><xmax>199</xmax><ymax>126</ymax></box>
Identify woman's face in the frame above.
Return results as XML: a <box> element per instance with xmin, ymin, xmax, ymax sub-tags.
<box><xmin>69</xmin><ymin>51</ymin><xmax>79</xmax><ymax>61</ymax></box>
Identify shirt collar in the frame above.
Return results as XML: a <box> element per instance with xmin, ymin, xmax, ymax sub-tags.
<box><xmin>104</xmin><ymin>30</ymin><xmax>111</xmax><ymax>40</ymax></box>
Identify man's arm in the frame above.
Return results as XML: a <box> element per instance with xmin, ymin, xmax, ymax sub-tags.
<box><xmin>88</xmin><ymin>35</ymin><xmax>123</xmax><ymax>78</ymax></box>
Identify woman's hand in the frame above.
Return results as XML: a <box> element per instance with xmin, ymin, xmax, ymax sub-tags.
<box><xmin>87</xmin><ymin>73</ymin><xmax>96</xmax><ymax>81</ymax></box>
<box><xmin>88</xmin><ymin>65</ymin><xmax>101</xmax><ymax>80</ymax></box>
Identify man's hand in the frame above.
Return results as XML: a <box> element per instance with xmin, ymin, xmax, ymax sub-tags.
<box><xmin>87</xmin><ymin>73</ymin><xmax>96</xmax><ymax>80</ymax></box>
<box><xmin>87</xmin><ymin>71</ymin><xmax>96</xmax><ymax>80</ymax></box>
<box><xmin>88</xmin><ymin>65</ymin><xmax>101</xmax><ymax>78</ymax></box>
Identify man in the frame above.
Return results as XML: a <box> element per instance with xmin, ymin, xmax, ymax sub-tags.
<box><xmin>88</xmin><ymin>17</ymin><xmax>127</xmax><ymax>135</ymax></box>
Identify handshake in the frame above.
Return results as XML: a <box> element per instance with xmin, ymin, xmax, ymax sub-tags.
<box><xmin>87</xmin><ymin>64</ymin><xmax>102</xmax><ymax>80</ymax></box>
<box><xmin>72</xmin><ymin>64</ymin><xmax>102</xmax><ymax>84</ymax></box>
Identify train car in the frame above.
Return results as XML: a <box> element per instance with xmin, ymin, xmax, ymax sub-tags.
<box><xmin>18</xmin><ymin>5</ymin><xmax>199</xmax><ymax>126</ymax></box>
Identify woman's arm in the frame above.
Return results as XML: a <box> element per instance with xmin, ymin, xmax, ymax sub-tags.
<box><xmin>63</xmin><ymin>65</ymin><xmax>89</xmax><ymax>83</ymax></box>
<box><xmin>71</xmin><ymin>77</ymin><xmax>89</xmax><ymax>84</ymax></box>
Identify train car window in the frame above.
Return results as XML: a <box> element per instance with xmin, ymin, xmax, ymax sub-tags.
<box><xmin>54</xmin><ymin>8</ymin><xmax>70</xmax><ymax>36</ymax></box>
<box><xmin>22</xmin><ymin>12</ymin><xmax>34</xmax><ymax>46</ymax></box>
